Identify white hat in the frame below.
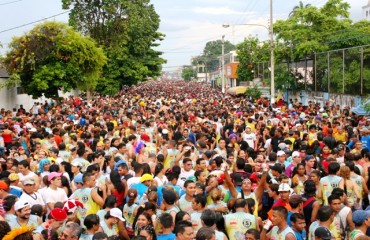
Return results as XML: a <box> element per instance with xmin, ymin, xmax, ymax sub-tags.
<box><xmin>71</xmin><ymin>161</ymin><xmax>83</xmax><ymax>168</ymax></box>
<box><xmin>110</xmin><ymin>208</ymin><xmax>125</xmax><ymax>222</ymax></box>
<box><xmin>14</xmin><ymin>199</ymin><xmax>31</xmax><ymax>211</ymax></box>
<box><xmin>277</xmin><ymin>150</ymin><xmax>286</xmax><ymax>156</ymax></box>
<box><xmin>278</xmin><ymin>183</ymin><xmax>291</xmax><ymax>192</ymax></box>
<box><xmin>292</xmin><ymin>151</ymin><xmax>301</xmax><ymax>158</ymax></box>
<box><xmin>29</xmin><ymin>128</ymin><xmax>37</xmax><ymax>132</ymax></box>
<box><xmin>278</xmin><ymin>143</ymin><xmax>287</xmax><ymax>150</ymax></box>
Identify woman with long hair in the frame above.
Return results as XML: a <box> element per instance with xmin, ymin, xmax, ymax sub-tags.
<box><xmin>153</xmin><ymin>163</ymin><xmax>168</xmax><ymax>187</ymax></box>
<box><xmin>60</xmin><ymin>161</ymin><xmax>73</xmax><ymax>182</ymax></box>
<box><xmin>108</xmin><ymin>171</ymin><xmax>126</xmax><ymax>208</ymax></box>
<box><xmin>310</xmin><ymin>170</ymin><xmax>323</xmax><ymax>203</ymax></box>
<box><xmin>137</xmin><ymin>224</ymin><xmax>157</xmax><ymax>240</ymax></box>
<box><xmin>292</xmin><ymin>163</ymin><xmax>308</xmax><ymax>195</ymax></box>
<box><xmin>175</xmin><ymin>211</ymin><xmax>191</xmax><ymax>224</ymax></box>
<box><xmin>123</xmin><ymin>188</ymin><xmax>139</xmax><ymax>238</ymax></box>
<box><xmin>134</xmin><ymin>212</ymin><xmax>153</xmax><ymax>236</ymax></box>
<box><xmin>61</xmin><ymin>175</ymin><xmax>72</xmax><ymax>197</ymax></box>
<box><xmin>339</xmin><ymin>166</ymin><xmax>361</xmax><ymax>209</ymax></box>
<box><xmin>133</xmin><ymin>202</ymin><xmax>158</xmax><ymax>232</ymax></box>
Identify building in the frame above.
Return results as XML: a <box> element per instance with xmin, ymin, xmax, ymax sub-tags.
<box><xmin>0</xmin><ymin>67</ymin><xmax>78</xmax><ymax>110</ymax></box>
<box><xmin>195</xmin><ymin>62</ymin><xmax>210</xmax><ymax>82</ymax></box>
<box><xmin>221</xmin><ymin>51</ymin><xmax>239</xmax><ymax>88</ymax></box>
<box><xmin>363</xmin><ymin>0</ymin><xmax>370</xmax><ymax>20</ymax></box>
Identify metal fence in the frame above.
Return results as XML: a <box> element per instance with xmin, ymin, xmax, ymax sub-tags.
<box><xmin>253</xmin><ymin>45</ymin><xmax>370</xmax><ymax>97</ymax></box>
<box><xmin>314</xmin><ymin>45</ymin><xmax>369</xmax><ymax>95</ymax></box>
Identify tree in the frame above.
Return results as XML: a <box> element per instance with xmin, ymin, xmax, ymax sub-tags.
<box><xmin>181</xmin><ymin>66</ymin><xmax>195</xmax><ymax>81</ymax></box>
<box><xmin>289</xmin><ymin>1</ymin><xmax>311</xmax><ymax>17</ymax></box>
<box><xmin>236</xmin><ymin>36</ymin><xmax>269</xmax><ymax>81</ymax></box>
<box><xmin>62</xmin><ymin>0</ymin><xmax>166</xmax><ymax>94</ymax></box>
<box><xmin>2</xmin><ymin>21</ymin><xmax>106</xmax><ymax>99</ymax></box>
<box><xmin>192</xmin><ymin>40</ymin><xmax>235</xmax><ymax>73</ymax></box>
<box><xmin>274</xmin><ymin>0</ymin><xmax>351</xmax><ymax>60</ymax></box>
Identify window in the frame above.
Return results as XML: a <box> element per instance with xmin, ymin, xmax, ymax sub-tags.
<box><xmin>17</xmin><ymin>87</ymin><xmax>25</xmax><ymax>95</ymax></box>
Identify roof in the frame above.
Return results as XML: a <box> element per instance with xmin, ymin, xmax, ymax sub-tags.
<box><xmin>0</xmin><ymin>67</ymin><xmax>9</xmax><ymax>78</ymax></box>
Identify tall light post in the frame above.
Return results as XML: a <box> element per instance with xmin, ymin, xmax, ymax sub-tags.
<box><xmin>221</xmin><ymin>35</ymin><xmax>225</xmax><ymax>93</ymax></box>
<box><xmin>223</xmin><ymin>0</ymin><xmax>275</xmax><ymax>104</ymax></box>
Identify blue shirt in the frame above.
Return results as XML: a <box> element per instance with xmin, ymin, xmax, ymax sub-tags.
<box><xmin>293</xmin><ymin>229</ymin><xmax>306</xmax><ymax>240</ymax></box>
<box><xmin>157</xmin><ymin>233</ymin><xmax>176</xmax><ymax>240</ymax></box>
<box><xmin>131</xmin><ymin>183</ymin><xmax>148</xmax><ymax>199</ymax></box>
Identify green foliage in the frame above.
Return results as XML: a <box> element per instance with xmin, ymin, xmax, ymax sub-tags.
<box><xmin>2</xmin><ymin>21</ymin><xmax>106</xmax><ymax>99</ymax></box>
<box><xmin>181</xmin><ymin>66</ymin><xmax>195</xmax><ymax>81</ymax></box>
<box><xmin>274</xmin><ymin>0</ymin><xmax>354</xmax><ymax>60</ymax></box>
<box><xmin>244</xmin><ymin>85</ymin><xmax>262</xmax><ymax>100</ymax></box>
<box><xmin>62</xmin><ymin>0</ymin><xmax>166</xmax><ymax>94</ymax></box>
<box><xmin>236</xmin><ymin>36</ymin><xmax>269</xmax><ymax>81</ymax></box>
<box><xmin>192</xmin><ymin>40</ymin><xmax>235</xmax><ymax>72</ymax></box>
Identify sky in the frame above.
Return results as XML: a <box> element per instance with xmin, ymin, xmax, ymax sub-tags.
<box><xmin>0</xmin><ymin>0</ymin><xmax>365</xmax><ymax>72</ymax></box>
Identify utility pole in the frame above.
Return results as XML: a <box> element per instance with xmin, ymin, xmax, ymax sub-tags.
<box><xmin>270</xmin><ymin>0</ymin><xmax>275</xmax><ymax>104</ymax></box>
<box><xmin>221</xmin><ymin>35</ymin><xmax>225</xmax><ymax>93</ymax></box>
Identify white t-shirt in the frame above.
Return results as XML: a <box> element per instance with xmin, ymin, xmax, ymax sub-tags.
<box><xmin>241</xmin><ymin>132</ymin><xmax>256</xmax><ymax>149</ymax></box>
<box><xmin>19</xmin><ymin>191</ymin><xmax>46</xmax><ymax>207</ymax></box>
<box><xmin>127</xmin><ymin>176</ymin><xmax>140</xmax><ymax>189</ymax></box>
<box><xmin>42</xmin><ymin>187</ymin><xmax>68</xmax><ymax>207</ymax></box>
<box><xmin>179</xmin><ymin>169</ymin><xmax>195</xmax><ymax>182</ymax></box>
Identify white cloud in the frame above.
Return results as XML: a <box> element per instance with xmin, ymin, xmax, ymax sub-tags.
<box><xmin>193</xmin><ymin>7</ymin><xmax>252</xmax><ymax>15</ymax></box>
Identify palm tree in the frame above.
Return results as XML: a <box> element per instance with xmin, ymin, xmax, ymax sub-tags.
<box><xmin>289</xmin><ymin>1</ymin><xmax>312</xmax><ymax>17</ymax></box>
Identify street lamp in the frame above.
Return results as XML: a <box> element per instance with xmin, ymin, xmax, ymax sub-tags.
<box><xmin>222</xmin><ymin>0</ymin><xmax>275</xmax><ymax>104</ymax></box>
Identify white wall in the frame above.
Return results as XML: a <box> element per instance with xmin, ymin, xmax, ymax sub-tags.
<box><xmin>0</xmin><ymin>77</ymin><xmax>80</xmax><ymax>110</ymax></box>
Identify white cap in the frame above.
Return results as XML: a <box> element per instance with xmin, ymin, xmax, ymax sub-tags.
<box><xmin>292</xmin><ymin>151</ymin><xmax>301</xmax><ymax>158</ymax></box>
<box><xmin>29</xmin><ymin>128</ymin><xmax>37</xmax><ymax>132</ymax></box>
<box><xmin>110</xmin><ymin>208</ymin><xmax>125</xmax><ymax>222</ymax></box>
<box><xmin>14</xmin><ymin>199</ymin><xmax>31</xmax><ymax>211</ymax></box>
<box><xmin>277</xmin><ymin>150</ymin><xmax>286</xmax><ymax>156</ymax></box>
<box><xmin>278</xmin><ymin>183</ymin><xmax>291</xmax><ymax>192</ymax></box>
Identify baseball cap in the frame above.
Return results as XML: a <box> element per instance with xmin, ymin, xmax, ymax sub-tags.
<box><xmin>278</xmin><ymin>142</ymin><xmax>286</xmax><ymax>150</ymax></box>
<box><xmin>48</xmin><ymin>172</ymin><xmax>63</xmax><ymax>182</ymax></box>
<box><xmin>232</xmin><ymin>173</ymin><xmax>244</xmax><ymax>186</ymax></box>
<box><xmin>292</xmin><ymin>151</ymin><xmax>301</xmax><ymax>158</ymax></box>
<box><xmin>0</xmin><ymin>180</ymin><xmax>9</xmax><ymax>191</ymax></box>
<box><xmin>110</xmin><ymin>208</ymin><xmax>125</xmax><ymax>222</ymax></box>
<box><xmin>277</xmin><ymin>150</ymin><xmax>286</xmax><ymax>156</ymax></box>
<box><xmin>270</xmin><ymin>163</ymin><xmax>283</xmax><ymax>174</ymax></box>
<box><xmin>162</xmin><ymin>129</ymin><xmax>169</xmax><ymax>134</ymax></box>
<box><xmin>29</xmin><ymin>127</ymin><xmax>37</xmax><ymax>132</ymax></box>
<box><xmin>18</xmin><ymin>146</ymin><xmax>24</xmax><ymax>150</ymax></box>
<box><xmin>314</xmin><ymin>227</ymin><xmax>332</xmax><ymax>240</ymax></box>
<box><xmin>49</xmin><ymin>147</ymin><xmax>59</xmax><ymax>154</ymax></box>
<box><xmin>71</xmin><ymin>161</ymin><xmax>83</xmax><ymax>168</ymax></box>
<box><xmin>23</xmin><ymin>178</ymin><xmax>35</xmax><ymax>185</ymax></box>
<box><xmin>140</xmin><ymin>173</ymin><xmax>154</xmax><ymax>183</ymax></box>
<box><xmin>8</xmin><ymin>173</ymin><xmax>20</xmax><ymax>182</ymax></box>
<box><xmin>73</xmin><ymin>173</ymin><xmax>84</xmax><ymax>184</ymax></box>
<box><xmin>278</xmin><ymin>183</ymin><xmax>291</xmax><ymax>192</ymax></box>
<box><xmin>162</xmin><ymin>188</ymin><xmax>177</xmax><ymax>205</ymax></box>
<box><xmin>14</xmin><ymin>199</ymin><xmax>31</xmax><ymax>211</ymax></box>
<box><xmin>187</xmin><ymin>176</ymin><xmax>197</xmax><ymax>182</ymax></box>
<box><xmin>352</xmin><ymin>210</ymin><xmax>370</xmax><ymax>225</ymax></box>
<box><xmin>289</xmin><ymin>194</ymin><xmax>307</xmax><ymax>205</ymax></box>
<box><xmin>50</xmin><ymin>208</ymin><xmax>68</xmax><ymax>221</ymax></box>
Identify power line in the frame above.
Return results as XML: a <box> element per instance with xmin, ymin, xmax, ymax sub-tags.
<box><xmin>0</xmin><ymin>0</ymin><xmax>22</xmax><ymax>6</ymax></box>
<box><xmin>0</xmin><ymin>10</ymin><xmax>70</xmax><ymax>34</ymax></box>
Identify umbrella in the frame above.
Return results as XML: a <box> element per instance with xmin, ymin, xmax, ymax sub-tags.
<box><xmin>227</xmin><ymin>86</ymin><xmax>247</xmax><ymax>95</ymax></box>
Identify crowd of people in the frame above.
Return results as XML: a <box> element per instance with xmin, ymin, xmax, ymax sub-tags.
<box><xmin>0</xmin><ymin>79</ymin><xmax>370</xmax><ymax>240</ymax></box>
